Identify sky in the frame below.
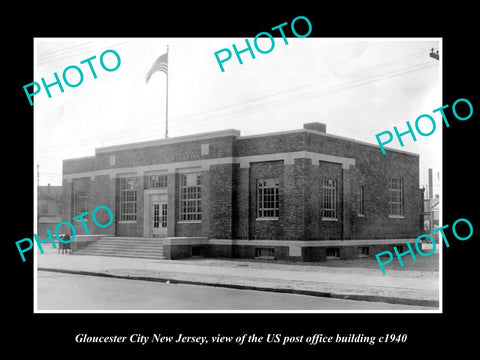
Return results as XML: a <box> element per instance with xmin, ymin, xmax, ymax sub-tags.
<box><xmin>34</xmin><ymin>37</ymin><xmax>441</xmax><ymax>194</ymax></box>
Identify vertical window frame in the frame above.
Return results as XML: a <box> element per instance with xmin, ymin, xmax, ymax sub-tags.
<box><xmin>119</xmin><ymin>177</ymin><xmax>138</xmax><ymax>222</ymax></box>
<box><xmin>256</xmin><ymin>178</ymin><xmax>280</xmax><ymax>219</ymax></box>
<box><xmin>321</xmin><ymin>179</ymin><xmax>337</xmax><ymax>220</ymax></box>
<box><xmin>358</xmin><ymin>185</ymin><xmax>365</xmax><ymax>216</ymax></box>
<box><xmin>74</xmin><ymin>190</ymin><xmax>89</xmax><ymax>219</ymax></box>
<box><xmin>388</xmin><ymin>177</ymin><xmax>404</xmax><ymax>217</ymax></box>
<box><xmin>179</xmin><ymin>173</ymin><xmax>202</xmax><ymax>222</ymax></box>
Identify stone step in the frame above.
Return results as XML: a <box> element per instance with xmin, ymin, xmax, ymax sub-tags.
<box><xmin>85</xmin><ymin>243</ymin><xmax>163</xmax><ymax>250</ymax></box>
<box><xmin>80</xmin><ymin>247</ymin><xmax>163</xmax><ymax>255</ymax></box>
<box><xmin>76</xmin><ymin>236</ymin><xmax>164</xmax><ymax>260</ymax></box>
<box><xmin>97</xmin><ymin>238</ymin><xmax>163</xmax><ymax>243</ymax></box>
<box><xmin>76</xmin><ymin>251</ymin><xmax>165</xmax><ymax>260</ymax></box>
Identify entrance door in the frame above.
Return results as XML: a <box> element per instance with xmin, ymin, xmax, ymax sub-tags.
<box><xmin>152</xmin><ymin>201</ymin><xmax>167</xmax><ymax>237</ymax></box>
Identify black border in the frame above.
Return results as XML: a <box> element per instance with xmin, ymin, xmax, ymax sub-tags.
<box><xmin>7</xmin><ymin>4</ymin><xmax>479</xmax><ymax>356</ymax></box>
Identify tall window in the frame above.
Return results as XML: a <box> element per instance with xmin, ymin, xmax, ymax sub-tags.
<box><xmin>180</xmin><ymin>173</ymin><xmax>202</xmax><ymax>221</ymax></box>
<box><xmin>120</xmin><ymin>177</ymin><xmax>137</xmax><ymax>221</ymax></box>
<box><xmin>321</xmin><ymin>179</ymin><xmax>337</xmax><ymax>219</ymax></box>
<box><xmin>74</xmin><ymin>191</ymin><xmax>88</xmax><ymax>218</ymax></box>
<box><xmin>147</xmin><ymin>174</ymin><xmax>168</xmax><ymax>188</ymax></box>
<box><xmin>257</xmin><ymin>178</ymin><xmax>279</xmax><ymax>218</ymax></box>
<box><xmin>358</xmin><ymin>186</ymin><xmax>365</xmax><ymax>216</ymax></box>
<box><xmin>389</xmin><ymin>178</ymin><xmax>404</xmax><ymax>216</ymax></box>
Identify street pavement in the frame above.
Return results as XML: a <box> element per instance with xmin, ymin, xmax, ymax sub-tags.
<box><xmin>37</xmin><ymin>270</ymin><xmax>433</xmax><ymax>310</ymax></box>
<box><xmin>36</xmin><ymin>250</ymin><xmax>440</xmax><ymax>309</ymax></box>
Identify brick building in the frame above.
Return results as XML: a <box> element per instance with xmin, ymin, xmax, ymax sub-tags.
<box><xmin>61</xmin><ymin>122</ymin><xmax>422</xmax><ymax>261</ymax></box>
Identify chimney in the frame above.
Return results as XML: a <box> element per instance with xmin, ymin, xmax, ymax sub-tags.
<box><xmin>303</xmin><ymin>122</ymin><xmax>326</xmax><ymax>133</ymax></box>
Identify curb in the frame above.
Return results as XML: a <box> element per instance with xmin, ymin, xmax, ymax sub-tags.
<box><xmin>38</xmin><ymin>267</ymin><xmax>439</xmax><ymax>308</ymax></box>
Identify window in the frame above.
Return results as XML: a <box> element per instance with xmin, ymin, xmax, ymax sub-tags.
<box><xmin>120</xmin><ymin>177</ymin><xmax>137</xmax><ymax>221</ymax></box>
<box><xmin>326</xmin><ymin>247</ymin><xmax>340</xmax><ymax>259</ymax></box>
<box><xmin>192</xmin><ymin>246</ymin><xmax>203</xmax><ymax>257</ymax></box>
<box><xmin>147</xmin><ymin>174</ymin><xmax>168</xmax><ymax>188</ymax></box>
<box><xmin>321</xmin><ymin>179</ymin><xmax>337</xmax><ymax>219</ymax></box>
<box><xmin>180</xmin><ymin>173</ymin><xmax>202</xmax><ymax>221</ymax></box>
<box><xmin>74</xmin><ymin>191</ymin><xmax>88</xmax><ymax>218</ymax></box>
<box><xmin>358</xmin><ymin>246</ymin><xmax>369</xmax><ymax>257</ymax></box>
<box><xmin>40</xmin><ymin>203</ymin><xmax>49</xmax><ymax>215</ymax></box>
<box><xmin>255</xmin><ymin>247</ymin><xmax>275</xmax><ymax>258</ymax></box>
<box><xmin>257</xmin><ymin>178</ymin><xmax>279</xmax><ymax>218</ymax></box>
<box><xmin>201</xmin><ymin>143</ymin><xmax>209</xmax><ymax>156</ymax></box>
<box><xmin>389</xmin><ymin>178</ymin><xmax>404</xmax><ymax>216</ymax></box>
<box><xmin>358</xmin><ymin>186</ymin><xmax>365</xmax><ymax>216</ymax></box>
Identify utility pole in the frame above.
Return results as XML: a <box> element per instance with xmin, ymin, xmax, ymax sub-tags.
<box><xmin>429</xmin><ymin>47</ymin><xmax>439</xmax><ymax>60</ymax></box>
<box><xmin>165</xmin><ymin>45</ymin><xmax>169</xmax><ymax>139</ymax></box>
<box><xmin>37</xmin><ymin>164</ymin><xmax>39</xmax><ymax>187</ymax></box>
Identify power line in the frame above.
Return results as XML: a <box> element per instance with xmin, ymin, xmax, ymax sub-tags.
<box><xmin>342</xmin><ymin>49</ymin><xmax>427</xmax><ymax>76</ymax></box>
<box><xmin>38</xmin><ymin>40</ymin><xmax>105</xmax><ymax>59</ymax></box>
<box><xmin>42</xmin><ymin>60</ymin><xmax>436</xmax><ymax>152</ymax></box>
<box><xmin>37</xmin><ymin>49</ymin><xmax>438</xmax><ymax>154</ymax></box>
<box><xmin>38</xmin><ymin>60</ymin><xmax>437</xmax><ymax>153</ymax></box>
<box><xmin>37</xmin><ymin>40</ymin><xmax>132</xmax><ymax>66</ymax></box>
<box><xmin>171</xmin><ymin>61</ymin><xmax>438</xmax><ymax>132</ymax></box>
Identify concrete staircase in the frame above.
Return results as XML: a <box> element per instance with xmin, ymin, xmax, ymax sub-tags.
<box><xmin>75</xmin><ymin>237</ymin><xmax>165</xmax><ymax>260</ymax></box>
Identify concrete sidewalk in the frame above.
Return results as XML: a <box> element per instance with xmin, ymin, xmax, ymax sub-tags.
<box><xmin>36</xmin><ymin>252</ymin><xmax>440</xmax><ymax>308</ymax></box>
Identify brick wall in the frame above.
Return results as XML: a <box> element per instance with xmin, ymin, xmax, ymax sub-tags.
<box><xmin>237</xmin><ymin>132</ymin><xmax>306</xmax><ymax>156</ymax></box>
<box><xmin>62</xmin><ymin>127</ymin><xmax>420</xmax><ymax>244</ymax></box>
<box><xmin>207</xmin><ymin>164</ymin><xmax>234</xmax><ymax>239</ymax></box>
<box><xmin>232</xmin><ymin>165</ymin><xmax>249</xmax><ymax>239</ymax></box>
<box><xmin>304</xmin><ymin>131</ymin><xmax>420</xmax><ymax>240</ymax></box>
<box><xmin>63</xmin><ymin>156</ymin><xmax>95</xmax><ymax>174</ymax></box>
<box><xmin>96</xmin><ymin>135</ymin><xmax>237</xmax><ymax>170</ymax></box>
<box><xmin>283</xmin><ymin>158</ymin><xmax>311</xmax><ymax>240</ymax></box>
<box><xmin>349</xmin><ymin>149</ymin><xmax>420</xmax><ymax>240</ymax></box>
<box><xmin>207</xmin><ymin>244</ymin><xmax>233</xmax><ymax>258</ymax></box>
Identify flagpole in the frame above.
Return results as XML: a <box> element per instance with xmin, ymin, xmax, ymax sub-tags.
<box><xmin>165</xmin><ymin>45</ymin><xmax>169</xmax><ymax>138</ymax></box>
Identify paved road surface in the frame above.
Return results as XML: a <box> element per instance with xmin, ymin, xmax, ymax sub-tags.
<box><xmin>36</xmin><ymin>271</ymin><xmax>431</xmax><ymax>311</ymax></box>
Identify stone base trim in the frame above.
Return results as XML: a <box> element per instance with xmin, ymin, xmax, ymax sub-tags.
<box><xmin>162</xmin><ymin>237</ymin><xmax>413</xmax><ymax>261</ymax></box>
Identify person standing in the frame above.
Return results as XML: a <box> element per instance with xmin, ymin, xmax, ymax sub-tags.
<box><xmin>62</xmin><ymin>232</ymin><xmax>71</xmax><ymax>255</ymax></box>
<box><xmin>58</xmin><ymin>234</ymin><xmax>65</xmax><ymax>254</ymax></box>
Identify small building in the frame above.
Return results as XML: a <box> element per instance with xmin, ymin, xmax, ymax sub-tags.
<box><xmin>424</xmin><ymin>194</ymin><xmax>440</xmax><ymax>242</ymax></box>
<box><xmin>37</xmin><ymin>184</ymin><xmax>63</xmax><ymax>239</ymax></box>
<box><xmin>61</xmin><ymin>122</ymin><xmax>422</xmax><ymax>261</ymax></box>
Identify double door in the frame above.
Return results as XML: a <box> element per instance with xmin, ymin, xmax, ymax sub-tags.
<box><xmin>151</xmin><ymin>200</ymin><xmax>167</xmax><ymax>237</ymax></box>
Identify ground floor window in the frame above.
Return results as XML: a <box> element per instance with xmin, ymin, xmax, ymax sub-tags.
<box><xmin>358</xmin><ymin>186</ymin><xmax>365</xmax><ymax>216</ymax></box>
<box><xmin>257</xmin><ymin>178</ymin><xmax>279</xmax><ymax>219</ymax></box>
<box><xmin>120</xmin><ymin>177</ymin><xmax>137</xmax><ymax>221</ymax></box>
<box><xmin>326</xmin><ymin>247</ymin><xmax>340</xmax><ymax>259</ymax></box>
<box><xmin>321</xmin><ymin>179</ymin><xmax>337</xmax><ymax>219</ymax></box>
<box><xmin>389</xmin><ymin>178</ymin><xmax>404</xmax><ymax>216</ymax></box>
<box><xmin>180</xmin><ymin>173</ymin><xmax>202</xmax><ymax>221</ymax></box>
<box><xmin>74</xmin><ymin>191</ymin><xmax>88</xmax><ymax>218</ymax></box>
<box><xmin>358</xmin><ymin>246</ymin><xmax>369</xmax><ymax>257</ymax></box>
<box><xmin>255</xmin><ymin>247</ymin><xmax>275</xmax><ymax>258</ymax></box>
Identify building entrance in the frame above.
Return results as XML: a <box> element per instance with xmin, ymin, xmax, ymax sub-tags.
<box><xmin>152</xmin><ymin>201</ymin><xmax>167</xmax><ymax>236</ymax></box>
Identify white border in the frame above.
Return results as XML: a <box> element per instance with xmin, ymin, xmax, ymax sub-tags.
<box><xmin>34</xmin><ymin>37</ymin><xmax>442</xmax><ymax>314</ymax></box>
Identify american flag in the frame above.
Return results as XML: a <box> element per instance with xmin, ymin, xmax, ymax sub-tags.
<box><xmin>146</xmin><ymin>52</ymin><xmax>168</xmax><ymax>83</ymax></box>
